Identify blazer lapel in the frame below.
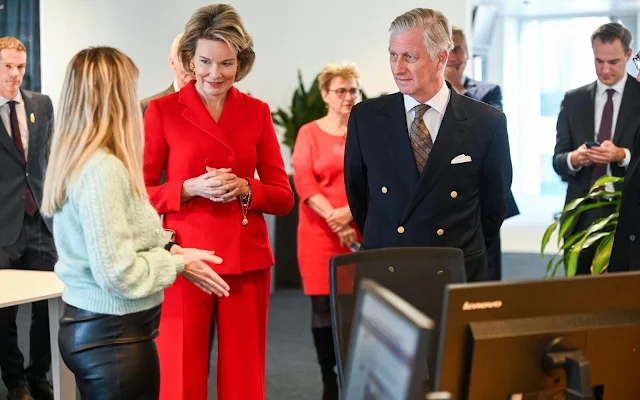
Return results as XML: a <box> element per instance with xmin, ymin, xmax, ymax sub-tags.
<box><xmin>376</xmin><ymin>93</ymin><xmax>420</xmax><ymax>192</ymax></box>
<box><xmin>217</xmin><ymin>86</ymin><xmax>246</xmax><ymax>137</ymax></box>
<box><xmin>0</xmin><ymin>96</ymin><xmax>25</xmax><ymax>164</ymax></box>
<box><xmin>403</xmin><ymin>88</ymin><xmax>468</xmax><ymax>220</ymax></box>
<box><xmin>613</xmin><ymin>74</ymin><xmax>640</xmax><ymax>145</ymax></box>
<box><xmin>584</xmin><ymin>81</ymin><xmax>596</xmax><ymax>143</ymax></box>
<box><xmin>22</xmin><ymin>90</ymin><xmax>38</xmax><ymax>166</ymax></box>
<box><xmin>178</xmin><ymin>81</ymin><xmax>233</xmax><ymax>152</ymax></box>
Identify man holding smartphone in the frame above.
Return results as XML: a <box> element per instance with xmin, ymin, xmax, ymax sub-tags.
<box><xmin>553</xmin><ymin>22</ymin><xmax>640</xmax><ymax>275</ymax></box>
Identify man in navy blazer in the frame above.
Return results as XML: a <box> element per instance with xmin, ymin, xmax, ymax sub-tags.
<box><xmin>0</xmin><ymin>37</ymin><xmax>55</xmax><ymax>400</ymax></box>
<box><xmin>345</xmin><ymin>9</ymin><xmax>513</xmax><ymax>282</ymax></box>
<box><xmin>445</xmin><ymin>26</ymin><xmax>520</xmax><ymax>281</ymax></box>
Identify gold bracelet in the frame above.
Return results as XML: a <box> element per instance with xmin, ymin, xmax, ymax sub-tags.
<box><xmin>239</xmin><ymin>179</ymin><xmax>252</xmax><ymax>225</ymax></box>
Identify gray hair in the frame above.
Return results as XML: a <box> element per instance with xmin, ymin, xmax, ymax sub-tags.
<box><xmin>389</xmin><ymin>8</ymin><xmax>453</xmax><ymax>60</ymax></box>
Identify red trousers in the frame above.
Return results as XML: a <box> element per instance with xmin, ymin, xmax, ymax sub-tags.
<box><xmin>156</xmin><ymin>268</ymin><xmax>271</xmax><ymax>400</ymax></box>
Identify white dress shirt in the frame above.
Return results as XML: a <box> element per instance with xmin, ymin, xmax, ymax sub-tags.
<box><xmin>567</xmin><ymin>74</ymin><xmax>631</xmax><ymax>177</ymax></box>
<box><xmin>403</xmin><ymin>81</ymin><xmax>451</xmax><ymax>143</ymax></box>
<box><xmin>0</xmin><ymin>90</ymin><xmax>29</xmax><ymax>158</ymax></box>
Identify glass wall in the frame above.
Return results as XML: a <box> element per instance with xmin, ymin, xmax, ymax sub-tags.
<box><xmin>499</xmin><ymin>14</ymin><xmax>636</xmax><ymax>226</ymax></box>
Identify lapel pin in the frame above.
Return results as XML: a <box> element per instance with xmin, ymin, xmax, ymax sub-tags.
<box><xmin>30</xmin><ymin>113</ymin><xmax>35</xmax><ymax>123</ymax></box>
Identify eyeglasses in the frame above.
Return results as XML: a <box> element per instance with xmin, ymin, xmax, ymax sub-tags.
<box><xmin>328</xmin><ymin>88</ymin><xmax>361</xmax><ymax>98</ymax></box>
<box><xmin>634</xmin><ymin>55</ymin><xmax>640</xmax><ymax>71</ymax></box>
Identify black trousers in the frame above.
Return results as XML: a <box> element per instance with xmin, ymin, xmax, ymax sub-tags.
<box><xmin>310</xmin><ymin>296</ymin><xmax>339</xmax><ymax>399</ymax></box>
<box><xmin>58</xmin><ymin>304</ymin><xmax>162</xmax><ymax>400</ymax></box>
<box><xmin>0</xmin><ymin>213</ymin><xmax>56</xmax><ymax>389</ymax></box>
<box><xmin>486</xmin><ymin>233</ymin><xmax>502</xmax><ymax>281</ymax></box>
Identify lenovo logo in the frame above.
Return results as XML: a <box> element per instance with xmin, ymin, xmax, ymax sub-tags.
<box><xmin>462</xmin><ymin>300</ymin><xmax>503</xmax><ymax>311</ymax></box>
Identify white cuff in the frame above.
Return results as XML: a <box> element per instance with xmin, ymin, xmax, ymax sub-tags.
<box><xmin>567</xmin><ymin>151</ymin><xmax>582</xmax><ymax>172</ymax></box>
<box><xmin>618</xmin><ymin>148</ymin><xmax>631</xmax><ymax>168</ymax></box>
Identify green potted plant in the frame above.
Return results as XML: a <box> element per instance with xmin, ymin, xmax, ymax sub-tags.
<box><xmin>540</xmin><ymin>175</ymin><xmax>623</xmax><ymax>277</ymax></box>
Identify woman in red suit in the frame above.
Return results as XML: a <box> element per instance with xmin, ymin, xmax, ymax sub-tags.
<box><xmin>291</xmin><ymin>63</ymin><xmax>362</xmax><ymax>400</ymax></box>
<box><xmin>143</xmin><ymin>4</ymin><xmax>294</xmax><ymax>400</ymax></box>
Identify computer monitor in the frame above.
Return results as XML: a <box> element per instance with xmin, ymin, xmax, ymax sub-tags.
<box><xmin>434</xmin><ymin>271</ymin><xmax>640</xmax><ymax>400</ymax></box>
<box><xmin>343</xmin><ymin>278</ymin><xmax>435</xmax><ymax>400</ymax></box>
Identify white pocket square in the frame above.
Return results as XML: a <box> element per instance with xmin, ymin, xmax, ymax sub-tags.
<box><xmin>450</xmin><ymin>154</ymin><xmax>472</xmax><ymax>164</ymax></box>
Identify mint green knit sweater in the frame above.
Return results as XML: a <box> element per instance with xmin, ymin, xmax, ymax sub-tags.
<box><xmin>53</xmin><ymin>150</ymin><xmax>185</xmax><ymax>315</ymax></box>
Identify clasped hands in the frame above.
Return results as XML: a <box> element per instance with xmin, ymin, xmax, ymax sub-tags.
<box><xmin>327</xmin><ymin>206</ymin><xmax>357</xmax><ymax>248</ymax></box>
<box><xmin>186</xmin><ymin>167</ymin><xmax>249</xmax><ymax>203</ymax></box>
<box><xmin>169</xmin><ymin>245</ymin><xmax>230</xmax><ymax>297</ymax></box>
<box><xmin>570</xmin><ymin>140</ymin><xmax>625</xmax><ymax>168</ymax></box>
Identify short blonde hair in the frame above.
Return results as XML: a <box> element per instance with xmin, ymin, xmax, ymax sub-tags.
<box><xmin>389</xmin><ymin>8</ymin><xmax>453</xmax><ymax>60</ymax></box>
<box><xmin>179</xmin><ymin>4</ymin><xmax>255</xmax><ymax>82</ymax></box>
<box><xmin>318</xmin><ymin>62</ymin><xmax>361</xmax><ymax>92</ymax></box>
<box><xmin>170</xmin><ymin>32</ymin><xmax>184</xmax><ymax>59</ymax></box>
<box><xmin>0</xmin><ymin>36</ymin><xmax>26</xmax><ymax>54</ymax></box>
<box><xmin>42</xmin><ymin>47</ymin><xmax>146</xmax><ymax>216</ymax></box>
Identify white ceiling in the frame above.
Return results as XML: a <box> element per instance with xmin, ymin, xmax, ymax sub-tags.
<box><xmin>473</xmin><ymin>0</ymin><xmax>640</xmax><ymax>17</ymax></box>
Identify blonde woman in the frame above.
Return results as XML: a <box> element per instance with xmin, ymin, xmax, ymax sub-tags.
<box><xmin>41</xmin><ymin>47</ymin><xmax>229</xmax><ymax>399</ymax></box>
<box><xmin>291</xmin><ymin>62</ymin><xmax>362</xmax><ymax>399</ymax></box>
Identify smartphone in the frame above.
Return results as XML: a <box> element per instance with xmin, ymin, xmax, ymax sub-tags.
<box><xmin>585</xmin><ymin>141</ymin><xmax>601</xmax><ymax>148</ymax></box>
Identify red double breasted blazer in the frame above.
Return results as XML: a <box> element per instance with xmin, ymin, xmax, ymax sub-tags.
<box><xmin>143</xmin><ymin>82</ymin><xmax>294</xmax><ymax>274</ymax></box>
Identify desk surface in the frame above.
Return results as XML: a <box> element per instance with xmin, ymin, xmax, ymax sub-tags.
<box><xmin>0</xmin><ymin>270</ymin><xmax>64</xmax><ymax>307</ymax></box>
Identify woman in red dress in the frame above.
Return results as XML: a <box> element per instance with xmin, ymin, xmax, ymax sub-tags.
<box><xmin>143</xmin><ymin>5</ymin><xmax>294</xmax><ymax>399</ymax></box>
<box><xmin>291</xmin><ymin>62</ymin><xmax>362</xmax><ymax>399</ymax></box>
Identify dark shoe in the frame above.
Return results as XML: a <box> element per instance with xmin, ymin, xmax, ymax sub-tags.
<box><xmin>6</xmin><ymin>386</ymin><xmax>34</xmax><ymax>400</ymax></box>
<box><xmin>27</xmin><ymin>380</ymin><xmax>52</xmax><ymax>400</ymax></box>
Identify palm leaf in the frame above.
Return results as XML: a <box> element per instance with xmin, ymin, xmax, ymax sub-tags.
<box><xmin>566</xmin><ymin>245</ymin><xmax>581</xmax><ymax>277</ymax></box>
<box><xmin>556</xmin><ymin>200</ymin><xmax>619</xmax><ymax>246</ymax></box>
<box><xmin>591</xmin><ymin>232</ymin><xmax>614</xmax><ymax>275</ymax></box>
<box><xmin>541</xmin><ymin>219</ymin><xmax>559</xmax><ymax>257</ymax></box>
<box><xmin>542</xmin><ymin>175</ymin><xmax>622</xmax><ymax>277</ymax></box>
<box><xmin>589</xmin><ymin>175</ymin><xmax>624</xmax><ymax>193</ymax></box>
<box><xmin>550</xmin><ymin>256</ymin><xmax>565</xmax><ymax>277</ymax></box>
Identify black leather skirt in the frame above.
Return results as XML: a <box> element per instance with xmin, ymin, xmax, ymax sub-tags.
<box><xmin>58</xmin><ymin>303</ymin><xmax>162</xmax><ymax>400</ymax></box>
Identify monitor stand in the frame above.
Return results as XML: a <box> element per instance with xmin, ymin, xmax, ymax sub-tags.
<box><xmin>542</xmin><ymin>337</ymin><xmax>594</xmax><ymax>400</ymax></box>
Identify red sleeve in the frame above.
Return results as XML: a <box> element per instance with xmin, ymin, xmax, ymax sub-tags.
<box><xmin>247</xmin><ymin>103</ymin><xmax>294</xmax><ymax>216</ymax></box>
<box><xmin>143</xmin><ymin>100</ymin><xmax>187</xmax><ymax>214</ymax></box>
<box><xmin>291</xmin><ymin>124</ymin><xmax>321</xmax><ymax>203</ymax></box>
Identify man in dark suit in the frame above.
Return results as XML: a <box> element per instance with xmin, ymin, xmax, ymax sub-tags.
<box><xmin>0</xmin><ymin>37</ymin><xmax>55</xmax><ymax>400</ymax></box>
<box><xmin>344</xmin><ymin>8</ymin><xmax>512</xmax><ymax>282</ymax></box>
<box><xmin>609</xmin><ymin>53</ymin><xmax>640</xmax><ymax>272</ymax></box>
<box><xmin>140</xmin><ymin>33</ymin><xmax>193</xmax><ymax>115</ymax></box>
<box><xmin>553</xmin><ymin>23</ymin><xmax>640</xmax><ymax>275</ymax></box>
<box><xmin>445</xmin><ymin>25</ymin><xmax>520</xmax><ymax>281</ymax></box>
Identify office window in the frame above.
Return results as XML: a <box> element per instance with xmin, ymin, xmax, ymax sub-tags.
<box><xmin>0</xmin><ymin>0</ymin><xmax>41</xmax><ymax>92</ymax></box>
<box><xmin>472</xmin><ymin>55</ymin><xmax>485</xmax><ymax>81</ymax></box>
<box><xmin>519</xmin><ymin>17</ymin><xmax>610</xmax><ymax>197</ymax></box>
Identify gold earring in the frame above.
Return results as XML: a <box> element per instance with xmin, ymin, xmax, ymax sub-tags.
<box><xmin>189</xmin><ymin>63</ymin><xmax>195</xmax><ymax>72</ymax></box>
